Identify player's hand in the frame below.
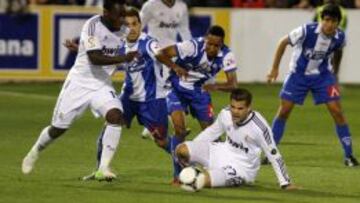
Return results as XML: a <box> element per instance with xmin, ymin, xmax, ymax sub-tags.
<box><xmin>125</xmin><ymin>51</ymin><xmax>139</xmax><ymax>62</ymax></box>
<box><xmin>267</xmin><ymin>68</ymin><xmax>279</xmax><ymax>84</ymax></box>
<box><xmin>202</xmin><ymin>84</ymin><xmax>217</xmax><ymax>92</ymax></box>
<box><xmin>63</xmin><ymin>39</ymin><xmax>79</xmax><ymax>52</ymax></box>
<box><xmin>281</xmin><ymin>183</ymin><xmax>301</xmax><ymax>191</ymax></box>
<box><xmin>174</xmin><ymin>66</ymin><xmax>188</xmax><ymax>79</ymax></box>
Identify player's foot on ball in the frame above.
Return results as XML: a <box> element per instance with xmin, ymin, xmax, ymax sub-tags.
<box><xmin>22</xmin><ymin>149</ymin><xmax>39</xmax><ymax>174</ymax></box>
<box><xmin>344</xmin><ymin>155</ymin><xmax>359</xmax><ymax>167</ymax></box>
<box><xmin>261</xmin><ymin>157</ymin><xmax>270</xmax><ymax>165</ymax></box>
<box><xmin>95</xmin><ymin>169</ymin><xmax>117</xmax><ymax>182</ymax></box>
<box><xmin>81</xmin><ymin>171</ymin><xmax>96</xmax><ymax>181</ymax></box>
<box><xmin>171</xmin><ymin>177</ymin><xmax>181</xmax><ymax>187</ymax></box>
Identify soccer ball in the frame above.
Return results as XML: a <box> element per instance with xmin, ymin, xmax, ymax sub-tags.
<box><xmin>179</xmin><ymin>166</ymin><xmax>206</xmax><ymax>192</ymax></box>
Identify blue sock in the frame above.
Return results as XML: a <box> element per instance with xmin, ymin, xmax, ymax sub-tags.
<box><xmin>171</xmin><ymin>136</ymin><xmax>183</xmax><ymax>178</ymax></box>
<box><xmin>336</xmin><ymin>124</ymin><xmax>353</xmax><ymax>158</ymax></box>
<box><xmin>96</xmin><ymin>126</ymin><xmax>106</xmax><ymax>169</ymax></box>
<box><xmin>272</xmin><ymin>117</ymin><xmax>286</xmax><ymax>145</ymax></box>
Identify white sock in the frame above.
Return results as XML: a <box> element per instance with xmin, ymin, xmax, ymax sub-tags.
<box><xmin>31</xmin><ymin>126</ymin><xmax>54</xmax><ymax>153</ymax></box>
<box><xmin>99</xmin><ymin>125</ymin><xmax>122</xmax><ymax>171</ymax></box>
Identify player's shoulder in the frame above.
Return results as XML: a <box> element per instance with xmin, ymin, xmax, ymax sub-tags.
<box><xmin>83</xmin><ymin>15</ymin><xmax>102</xmax><ymax>34</ymax></box>
<box><xmin>175</xmin><ymin>0</ymin><xmax>188</xmax><ymax>8</ymax></box>
<box><xmin>304</xmin><ymin>22</ymin><xmax>318</xmax><ymax>33</ymax></box>
<box><xmin>220</xmin><ymin>44</ymin><xmax>233</xmax><ymax>56</ymax></box>
<box><xmin>84</xmin><ymin>15</ymin><xmax>101</xmax><ymax>27</ymax></box>
<box><xmin>336</xmin><ymin>28</ymin><xmax>346</xmax><ymax>40</ymax></box>
<box><xmin>142</xmin><ymin>0</ymin><xmax>157</xmax><ymax>8</ymax></box>
<box><xmin>251</xmin><ymin>111</ymin><xmax>270</xmax><ymax>131</ymax></box>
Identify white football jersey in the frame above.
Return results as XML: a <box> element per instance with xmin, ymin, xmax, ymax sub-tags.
<box><xmin>67</xmin><ymin>15</ymin><xmax>128</xmax><ymax>90</ymax></box>
<box><xmin>140</xmin><ymin>0</ymin><xmax>191</xmax><ymax>47</ymax></box>
<box><xmin>194</xmin><ymin>108</ymin><xmax>291</xmax><ymax>186</ymax></box>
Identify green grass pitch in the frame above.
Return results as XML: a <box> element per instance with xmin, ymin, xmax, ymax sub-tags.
<box><xmin>0</xmin><ymin>82</ymin><xmax>359</xmax><ymax>203</ymax></box>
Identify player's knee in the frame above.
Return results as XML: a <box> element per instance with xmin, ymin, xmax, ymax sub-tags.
<box><xmin>176</xmin><ymin>143</ymin><xmax>190</xmax><ymax>164</ymax></box>
<box><xmin>49</xmin><ymin>126</ymin><xmax>67</xmax><ymax>139</ymax></box>
<box><xmin>278</xmin><ymin>108</ymin><xmax>291</xmax><ymax>120</ymax></box>
<box><xmin>105</xmin><ymin>108</ymin><xmax>125</xmax><ymax>125</ymax></box>
<box><xmin>330</xmin><ymin>108</ymin><xmax>346</xmax><ymax>124</ymax></box>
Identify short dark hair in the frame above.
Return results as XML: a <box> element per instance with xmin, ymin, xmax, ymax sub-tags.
<box><xmin>230</xmin><ymin>88</ymin><xmax>252</xmax><ymax>106</ymax></box>
<box><xmin>207</xmin><ymin>25</ymin><xmax>225</xmax><ymax>39</ymax></box>
<box><xmin>103</xmin><ymin>0</ymin><xmax>126</xmax><ymax>11</ymax></box>
<box><xmin>125</xmin><ymin>7</ymin><xmax>141</xmax><ymax>23</ymax></box>
<box><xmin>321</xmin><ymin>3</ymin><xmax>342</xmax><ymax>22</ymax></box>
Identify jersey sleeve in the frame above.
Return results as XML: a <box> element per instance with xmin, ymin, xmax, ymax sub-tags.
<box><xmin>253</xmin><ymin>113</ymin><xmax>291</xmax><ymax>187</ymax></box>
<box><xmin>288</xmin><ymin>25</ymin><xmax>306</xmax><ymax>46</ymax></box>
<box><xmin>146</xmin><ymin>39</ymin><xmax>161</xmax><ymax>60</ymax></box>
<box><xmin>194</xmin><ymin>110</ymin><xmax>225</xmax><ymax>142</ymax></box>
<box><xmin>177</xmin><ymin>4</ymin><xmax>192</xmax><ymax>41</ymax></box>
<box><xmin>81</xmin><ymin>21</ymin><xmax>102</xmax><ymax>51</ymax></box>
<box><xmin>222</xmin><ymin>52</ymin><xmax>237</xmax><ymax>72</ymax></box>
<box><xmin>175</xmin><ymin>39</ymin><xmax>197</xmax><ymax>60</ymax></box>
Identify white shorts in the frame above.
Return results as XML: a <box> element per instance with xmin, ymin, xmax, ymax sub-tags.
<box><xmin>51</xmin><ymin>79</ymin><xmax>122</xmax><ymax>129</ymax></box>
<box><xmin>185</xmin><ymin>141</ymin><xmax>250</xmax><ymax>187</ymax></box>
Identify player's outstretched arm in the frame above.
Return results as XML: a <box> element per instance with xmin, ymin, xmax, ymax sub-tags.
<box><xmin>155</xmin><ymin>46</ymin><xmax>188</xmax><ymax>78</ymax></box>
<box><xmin>267</xmin><ymin>36</ymin><xmax>289</xmax><ymax>84</ymax></box>
<box><xmin>87</xmin><ymin>50</ymin><xmax>138</xmax><ymax>66</ymax></box>
<box><xmin>202</xmin><ymin>71</ymin><xmax>238</xmax><ymax>92</ymax></box>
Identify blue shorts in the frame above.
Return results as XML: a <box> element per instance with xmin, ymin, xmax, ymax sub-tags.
<box><xmin>167</xmin><ymin>86</ymin><xmax>214</xmax><ymax>122</ymax></box>
<box><xmin>120</xmin><ymin>96</ymin><xmax>168</xmax><ymax>140</ymax></box>
<box><xmin>280</xmin><ymin>73</ymin><xmax>340</xmax><ymax>105</ymax></box>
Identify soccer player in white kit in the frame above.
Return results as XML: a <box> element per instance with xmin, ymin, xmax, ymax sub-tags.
<box><xmin>140</xmin><ymin>0</ymin><xmax>192</xmax><ymax>138</ymax></box>
<box><xmin>21</xmin><ymin>0</ymin><xmax>137</xmax><ymax>181</ymax></box>
<box><xmin>176</xmin><ymin>88</ymin><xmax>298</xmax><ymax>190</ymax></box>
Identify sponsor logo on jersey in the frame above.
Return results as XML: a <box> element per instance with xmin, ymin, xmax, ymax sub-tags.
<box><xmin>159</xmin><ymin>21</ymin><xmax>179</xmax><ymax>29</ymax></box>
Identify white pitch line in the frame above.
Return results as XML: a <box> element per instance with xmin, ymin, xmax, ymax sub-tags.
<box><xmin>0</xmin><ymin>90</ymin><xmax>57</xmax><ymax>101</ymax></box>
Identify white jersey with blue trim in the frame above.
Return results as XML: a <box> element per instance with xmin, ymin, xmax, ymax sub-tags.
<box><xmin>119</xmin><ymin>33</ymin><xmax>167</xmax><ymax>102</ymax></box>
<box><xmin>194</xmin><ymin>108</ymin><xmax>291</xmax><ymax>186</ymax></box>
<box><xmin>171</xmin><ymin>37</ymin><xmax>237</xmax><ymax>91</ymax></box>
<box><xmin>68</xmin><ymin>15</ymin><xmax>129</xmax><ymax>90</ymax></box>
<box><xmin>288</xmin><ymin>22</ymin><xmax>346</xmax><ymax>76</ymax></box>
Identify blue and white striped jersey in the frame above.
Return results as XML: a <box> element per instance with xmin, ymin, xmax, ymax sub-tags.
<box><xmin>171</xmin><ymin>37</ymin><xmax>237</xmax><ymax>91</ymax></box>
<box><xmin>119</xmin><ymin>33</ymin><xmax>166</xmax><ymax>102</ymax></box>
<box><xmin>288</xmin><ymin>22</ymin><xmax>346</xmax><ymax>75</ymax></box>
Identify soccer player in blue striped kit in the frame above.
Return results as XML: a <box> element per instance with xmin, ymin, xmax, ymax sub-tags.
<box><xmin>266</xmin><ymin>3</ymin><xmax>358</xmax><ymax>166</ymax></box>
<box><xmin>156</xmin><ymin>25</ymin><xmax>238</xmax><ymax>183</ymax></box>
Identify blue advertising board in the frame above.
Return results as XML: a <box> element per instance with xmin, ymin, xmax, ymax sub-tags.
<box><xmin>0</xmin><ymin>14</ymin><xmax>39</xmax><ymax>70</ymax></box>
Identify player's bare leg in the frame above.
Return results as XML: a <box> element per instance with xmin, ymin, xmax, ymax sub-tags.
<box><xmin>326</xmin><ymin>101</ymin><xmax>358</xmax><ymax>167</ymax></box>
<box><xmin>169</xmin><ymin>110</ymin><xmax>189</xmax><ymax>185</ymax></box>
<box><xmin>22</xmin><ymin>126</ymin><xmax>66</xmax><ymax>174</ymax></box>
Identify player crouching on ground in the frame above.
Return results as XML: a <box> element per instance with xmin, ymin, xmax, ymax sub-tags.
<box><xmin>176</xmin><ymin>88</ymin><xmax>298</xmax><ymax>190</ymax></box>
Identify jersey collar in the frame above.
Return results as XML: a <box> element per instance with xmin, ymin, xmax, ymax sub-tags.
<box><xmin>235</xmin><ymin>111</ymin><xmax>255</xmax><ymax>127</ymax></box>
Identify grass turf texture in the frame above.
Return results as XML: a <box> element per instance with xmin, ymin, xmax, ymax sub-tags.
<box><xmin>0</xmin><ymin>82</ymin><xmax>359</xmax><ymax>203</ymax></box>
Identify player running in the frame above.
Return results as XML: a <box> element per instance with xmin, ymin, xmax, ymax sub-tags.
<box><xmin>155</xmin><ymin>25</ymin><xmax>238</xmax><ymax>182</ymax></box>
<box><xmin>21</xmin><ymin>0</ymin><xmax>137</xmax><ymax>181</ymax></box>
